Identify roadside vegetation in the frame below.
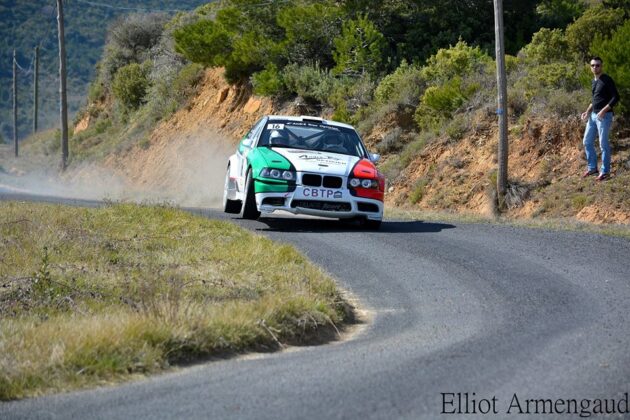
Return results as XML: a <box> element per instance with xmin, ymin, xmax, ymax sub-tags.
<box><xmin>53</xmin><ymin>0</ymin><xmax>628</xmax><ymax>222</ymax></box>
<box><xmin>0</xmin><ymin>201</ymin><xmax>351</xmax><ymax>400</ymax></box>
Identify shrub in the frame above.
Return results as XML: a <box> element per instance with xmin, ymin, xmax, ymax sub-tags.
<box><xmin>373</xmin><ymin>60</ymin><xmax>424</xmax><ymax>105</ymax></box>
<box><xmin>409</xmin><ymin>179</ymin><xmax>428</xmax><ymax>204</ymax></box>
<box><xmin>505</xmin><ymin>55</ymin><xmax>520</xmax><ymax>74</ymax></box>
<box><xmin>112</xmin><ymin>62</ymin><xmax>151</xmax><ymax>110</ymax></box>
<box><xmin>172</xmin><ymin>63</ymin><xmax>204</xmax><ymax>102</ymax></box>
<box><xmin>376</xmin><ymin>127</ymin><xmax>403</xmax><ymax>154</ymax></box>
<box><xmin>328</xmin><ymin>74</ymin><xmax>376</xmax><ymax>123</ymax></box>
<box><xmin>445</xmin><ymin>113</ymin><xmax>470</xmax><ymax>141</ymax></box>
<box><xmin>88</xmin><ymin>80</ymin><xmax>105</xmax><ymax>103</ymax></box>
<box><xmin>546</xmin><ymin>89</ymin><xmax>585</xmax><ymax>117</ymax></box>
<box><xmin>565</xmin><ymin>5</ymin><xmax>625</xmax><ymax>61</ymax></box>
<box><xmin>99</xmin><ymin>14</ymin><xmax>168</xmax><ymax>88</ymax></box>
<box><xmin>281</xmin><ymin>63</ymin><xmax>337</xmax><ymax>104</ymax></box>
<box><xmin>422</xmin><ymin>77</ymin><xmax>470</xmax><ymax>115</ymax></box>
<box><xmin>515</xmin><ymin>62</ymin><xmax>582</xmax><ymax>100</ymax></box>
<box><xmin>519</xmin><ymin>28</ymin><xmax>571</xmax><ymax>64</ymax></box>
<box><xmin>252</xmin><ymin>64</ymin><xmax>284</xmax><ymax>96</ymax></box>
<box><xmin>422</xmin><ymin>40</ymin><xmax>492</xmax><ymax>83</ymax></box>
<box><xmin>400</xmin><ymin>131</ymin><xmax>434</xmax><ymax>168</ymax></box>
<box><xmin>415</xmin><ymin>77</ymin><xmax>479</xmax><ymax>132</ymax></box>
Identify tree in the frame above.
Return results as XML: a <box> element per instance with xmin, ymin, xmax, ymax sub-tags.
<box><xmin>590</xmin><ymin>19</ymin><xmax>630</xmax><ymax>114</ymax></box>
<box><xmin>333</xmin><ymin>15</ymin><xmax>388</xmax><ymax>77</ymax></box>
<box><xmin>565</xmin><ymin>5</ymin><xmax>626</xmax><ymax>61</ymax></box>
<box><xmin>535</xmin><ymin>0</ymin><xmax>587</xmax><ymax>29</ymax></box>
<box><xmin>276</xmin><ymin>2</ymin><xmax>342</xmax><ymax>67</ymax></box>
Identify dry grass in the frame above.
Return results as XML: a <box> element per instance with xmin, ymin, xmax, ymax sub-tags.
<box><xmin>0</xmin><ymin>202</ymin><xmax>351</xmax><ymax>400</ymax></box>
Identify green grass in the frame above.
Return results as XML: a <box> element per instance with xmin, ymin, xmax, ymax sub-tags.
<box><xmin>0</xmin><ymin>202</ymin><xmax>351</xmax><ymax>400</ymax></box>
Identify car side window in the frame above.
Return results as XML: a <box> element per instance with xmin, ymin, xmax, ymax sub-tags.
<box><xmin>248</xmin><ymin>118</ymin><xmax>266</xmax><ymax>146</ymax></box>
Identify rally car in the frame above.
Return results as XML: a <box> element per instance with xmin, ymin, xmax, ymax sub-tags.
<box><xmin>222</xmin><ymin>115</ymin><xmax>385</xmax><ymax>229</ymax></box>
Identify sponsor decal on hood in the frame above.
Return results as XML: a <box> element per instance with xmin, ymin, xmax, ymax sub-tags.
<box><xmin>271</xmin><ymin>148</ymin><xmax>360</xmax><ymax>175</ymax></box>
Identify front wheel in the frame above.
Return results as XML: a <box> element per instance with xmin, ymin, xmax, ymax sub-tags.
<box><xmin>223</xmin><ymin>167</ymin><xmax>242</xmax><ymax>214</ymax></box>
<box><xmin>240</xmin><ymin>168</ymin><xmax>260</xmax><ymax>220</ymax></box>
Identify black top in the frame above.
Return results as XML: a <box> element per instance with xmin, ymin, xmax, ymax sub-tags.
<box><xmin>591</xmin><ymin>74</ymin><xmax>620</xmax><ymax>113</ymax></box>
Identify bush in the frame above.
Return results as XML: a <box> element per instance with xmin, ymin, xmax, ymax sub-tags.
<box><xmin>328</xmin><ymin>74</ymin><xmax>376</xmax><ymax>123</ymax></box>
<box><xmin>409</xmin><ymin>179</ymin><xmax>428</xmax><ymax>204</ymax></box>
<box><xmin>99</xmin><ymin>14</ymin><xmax>167</xmax><ymax>88</ymax></box>
<box><xmin>515</xmin><ymin>62</ymin><xmax>582</xmax><ymax>100</ymax></box>
<box><xmin>519</xmin><ymin>28</ymin><xmax>571</xmax><ymax>64</ymax></box>
<box><xmin>415</xmin><ymin>77</ymin><xmax>478</xmax><ymax>132</ymax></box>
<box><xmin>374</xmin><ymin>60</ymin><xmax>424</xmax><ymax>105</ymax></box>
<box><xmin>112</xmin><ymin>62</ymin><xmax>151</xmax><ymax>110</ymax></box>
<box><xmin>252</xmin><ymin>64</ymin><xmax>284</xmax><ymax>96</ymax></box>
<box><xmin>281</xmin><ymin>63</ymin><xmax>337</xmax><ymax>104</ymax></box>
<box><xmin>422</xmin><ymin>40</ymin><xmax>492</xmax><ymax>83</ymax></box>
<box><xmin>376</xmin><ymin>127</ymin><xmax>403</xmax><ymax>154</ymax></box>
<box><xmin>444</xmin><ymin>113</ymin><xmax>470</xmax><ymax>141</ymax></box>
<box><xmin>546</xmin><ymin>89</ymin><xmax>584</xmax><ymax>117</ymax></box>
<box><xmin>172</xmin><ymin>63</ymin><xmax>204</xmax><ymax>102</ymax></box>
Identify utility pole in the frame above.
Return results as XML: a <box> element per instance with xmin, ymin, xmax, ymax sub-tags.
<box><xmin>493</xmin><ymin>0</ymin><xmax>508</xmax><ymax>207</ymax></box>
<box><xmin>13</xmin><ymin>49</ymin><xmax>18</xmax><ymax>157</ymax></box>
<box><xmin>33</xmin><ymin>46</ymin><xmax>39</xmax><ymax>133</ymax></box>
<box><xmin>57</xmin><ymin>0</ymin><xmax>69</xmax><ymax>170</ymax></box>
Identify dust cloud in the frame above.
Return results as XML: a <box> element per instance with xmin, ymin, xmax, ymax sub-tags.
<box><xmin>0</xmin><ymin>128</ymin><xmax>234</xmax><ymax>209</ymax></box>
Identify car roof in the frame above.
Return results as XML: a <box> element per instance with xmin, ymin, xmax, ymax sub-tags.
<box><xmin>265</xmin><ymin>115</ymin><xmax>356</xmax><ymax>131</ymax></box>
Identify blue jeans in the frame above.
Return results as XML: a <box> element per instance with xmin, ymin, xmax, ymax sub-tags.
<box><xmin>583</xmin><ymin>111</ymin><xmax>613</xmax><ymax>174</ymax></box>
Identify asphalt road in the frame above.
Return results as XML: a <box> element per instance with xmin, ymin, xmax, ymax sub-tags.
<box><xmin>2</xmin><ymin>195</ymin><xmax>630</xmax><ymax>419</ymax></box>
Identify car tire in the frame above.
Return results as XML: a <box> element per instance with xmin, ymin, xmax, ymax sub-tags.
<box><xmin>223</xmin><ymin>167</ymin><xmax>242</xmax><ymax>214</ymax></box>
<box><xmin>240</xmin><ymin>168</ymin><xmax>260</xmax><ymax>220</ymax></box>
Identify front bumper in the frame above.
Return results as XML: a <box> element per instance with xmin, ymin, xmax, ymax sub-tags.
<box><xmin>255</xmin><ymin>184</ymin><xmax>383</xmax><ymax>220</ymax></box>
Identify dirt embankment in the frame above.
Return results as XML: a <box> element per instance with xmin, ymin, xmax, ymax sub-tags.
<box><xmin>68</xmin><ymin>67</ymin><xmax>630</xmax><ymax>223</ymax></box>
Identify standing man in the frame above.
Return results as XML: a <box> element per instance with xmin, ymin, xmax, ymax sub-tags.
<box><xmin>580</xmin><ymin>56</ymin><xmax>620</xmax><ymax>181</ymax></box>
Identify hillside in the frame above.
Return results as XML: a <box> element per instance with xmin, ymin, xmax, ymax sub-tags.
<box><xmin>0</xmin><ymin>0</ymin><xmax>208</xmax><ymax>142</ymax></box>
<box><xmin>1</xmin><ymin>0</ymin><xmax>628</xmax><ymax>225</ymax></box>
<box><xmin>89</xmin><ymin>68</ymin><xmax>630</xmax><ymax>224</ymax></box>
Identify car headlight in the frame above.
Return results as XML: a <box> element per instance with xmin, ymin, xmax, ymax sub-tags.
<box><xmin>260</xmin><ymin>168</ymin><xmax>296</xmax><ymax>181</ymax></box>
<box><xmin>350</xmin><ymin>178</ymin><xmax>377</xmax><ymax>189</ymax></box>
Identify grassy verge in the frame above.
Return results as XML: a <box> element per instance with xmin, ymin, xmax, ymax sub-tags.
<box><xmin>0</xmin><ymin>202</ymin><xmax>351</xmax><ymax>400</ymax></box>
<box><xmin>385</xmin><ymin>207</ymin><xmax>630</xmax><ymax>240</ymax></box>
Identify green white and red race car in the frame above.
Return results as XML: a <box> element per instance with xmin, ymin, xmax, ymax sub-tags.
<box><xmin>223</xmin><ymin>115</ymin><xmax>385</xmax><ymax>229</ymax></box>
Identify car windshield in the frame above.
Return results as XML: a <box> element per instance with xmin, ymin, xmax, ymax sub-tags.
<box><xmin>257</xmin><ymin>120</ymin><xmax>367</xmax><ymax>157</ymax></box>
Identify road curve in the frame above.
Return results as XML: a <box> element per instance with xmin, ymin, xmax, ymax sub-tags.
<box><xmin>2</xmin><ymin>200</ymin><xmax>630</xmax><ymax>419</ymax></box>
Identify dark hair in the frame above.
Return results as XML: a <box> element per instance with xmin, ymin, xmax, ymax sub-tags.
<box><xmin>590</xmin><ymin>56</ymin><xmax>603</xmax><ymax>63</ymax></box>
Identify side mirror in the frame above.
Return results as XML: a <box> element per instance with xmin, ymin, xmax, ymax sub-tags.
<box><xmin>242</xmin><ymin>138</ymin><xmax>253</xmax><ymax>148</ymax></box>
<box><xmin>369</xmin><ymin>153</ymin><xmax>381</xmax><ymax>163</ymax></box>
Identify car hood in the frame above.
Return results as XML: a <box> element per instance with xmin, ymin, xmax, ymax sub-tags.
<box><xmin>271</xmin><ymin>148</ymin><xmax>361</xmax><ymax>176</ymax></box>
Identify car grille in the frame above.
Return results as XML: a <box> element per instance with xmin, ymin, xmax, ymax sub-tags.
<box><xmin>291</xmin><ymin>200</ymin><xmax>351</xmax><ymax>212</ymax></box>
<box><xmin>301</xmin><ymin>174</ymin><xmax>343</xmax><ymax>189</ymax></box>
<box><xmin>262</xmin><ymin>197</ymin><xmax>286</xmax><ymax>206</ymax></box>
<box><xmin>357</xmin><ymin>202</ymin><xmax>379</xmax><ymax>213</ymax></box>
